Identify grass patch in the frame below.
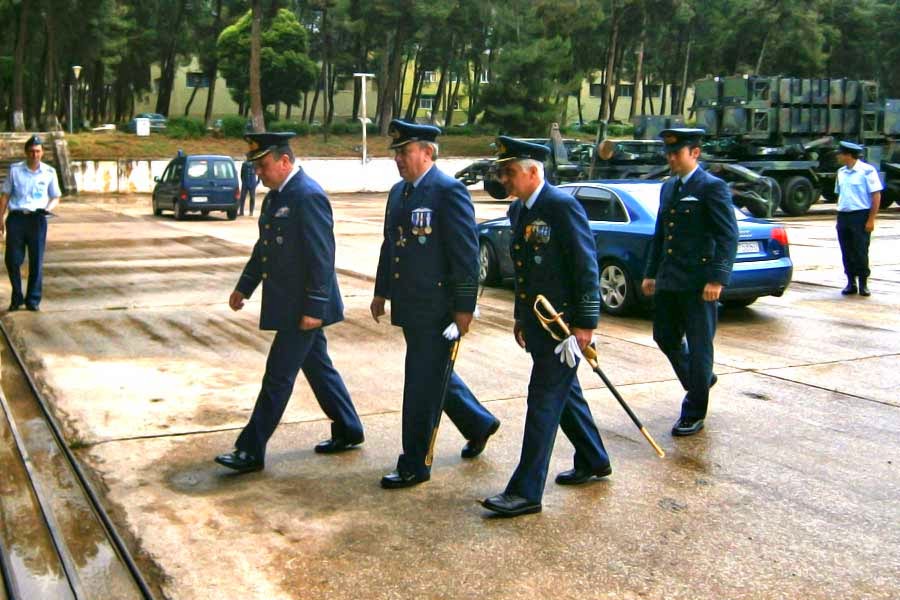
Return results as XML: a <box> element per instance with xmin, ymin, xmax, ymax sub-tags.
<box><xmin>65</xmin><ymin>130</ymin><xmax>596</xmax><ymax>161</ymax></box>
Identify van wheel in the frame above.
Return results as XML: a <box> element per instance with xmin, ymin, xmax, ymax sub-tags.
<box><xmin>479</xmin><ymin>240</ymin><xmax>499</xmax><ymax>285</ymax></box>
<box><xmin>226</xmin><ymin>209</ymin><xmax>237</xmax><ymax>220</ymax></box>
<box><xmin>173</xmin><ymin>201</ymin><xmax>185</xmax><ymax>220</ymax></box>
<box><xmin>201</xmin><ymin>209</ymin><xmax>210</xmax><ymax>216</ymax></box>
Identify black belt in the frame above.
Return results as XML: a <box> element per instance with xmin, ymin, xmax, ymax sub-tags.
<box><xmin>8</xmin><ymin>209</ymin><xmax>46</xmax><ymax>216</ymax></box>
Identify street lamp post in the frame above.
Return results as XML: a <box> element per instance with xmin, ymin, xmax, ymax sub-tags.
<box><xmin>69</xmin><ymin>65</ymin><xmax>82</xmax><ymax>135</ymax></box>
<box><xmin>353</xmin><ymin>73</ymin><xmax>375</xmax><ymax>164</ymax></box>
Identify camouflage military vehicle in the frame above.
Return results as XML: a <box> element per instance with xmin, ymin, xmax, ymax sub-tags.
<box><xmin>691</xmin><ymin>75</ymin><xmax>899</xmax><ymax>215</ymax></box>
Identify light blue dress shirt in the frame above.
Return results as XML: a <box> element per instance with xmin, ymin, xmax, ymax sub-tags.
<box><xmin>835</xmin><ymin>159</ymin><xmax>883</xmax><ymax>212</ymax></box>
<box><xmin>1</xmin><ymin>161</ymin><xmax>61</xmax><ymax>211</ymax></box>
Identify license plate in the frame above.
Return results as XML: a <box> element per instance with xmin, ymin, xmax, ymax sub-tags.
<box><xmin>192</xmin><ymin>196</ymin><xmax>208</xmax><ymax>203</ymax></box>
<box><xmin>737</xmin><ymin>241</ymin><xmax>760</xmax><ymax>254</ymax></box>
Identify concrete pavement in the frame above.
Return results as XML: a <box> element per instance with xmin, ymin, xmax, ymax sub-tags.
<box><xmin>1</xmin><ymin>194</ymin><xmax>898</xmax><ymax>599</ymax></box>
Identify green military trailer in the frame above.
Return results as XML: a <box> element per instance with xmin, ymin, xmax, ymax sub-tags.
<box><xmin>691</xmin><ymin>74</ymin><xmax>899</xmax><ymax>215</ymax></box>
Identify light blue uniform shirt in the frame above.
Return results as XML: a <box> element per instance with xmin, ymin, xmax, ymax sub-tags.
<box><xmin>1</xmin><ymin>161</ymin><xmax>61</xmax><ymax>211</ymax></box>
<box><xmin>835</xmin><ymin>159</ymin><xmax>883</xmax><ymax>212</ymax></box>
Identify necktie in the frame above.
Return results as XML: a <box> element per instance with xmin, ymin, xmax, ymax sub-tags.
<box><xmin>673</xmin><ymin>178</ymin><xmax>682</xmax><ymax>198</ymax></box>
<box><xmin>402</xmin><ymin>182</ymin><xmax>414</xmax><ymax>199</ymax></box>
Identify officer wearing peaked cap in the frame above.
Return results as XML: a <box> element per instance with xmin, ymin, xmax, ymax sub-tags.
<box><xmin>834</xmin><ymin>140</ymin><xmax>882</xmax><ymax>296</ymax></box>
<box><xmin>641</xmin><ymin>128</ymin><xmax>738</xmax><ymax>437</ymax></box>
<box><xmin>481</xmin><ymin>136</ymin><xmax>611</xmax><ymax>517</ymax></box>
<box><xmin>215</xmin><ymin>131</ymin><xmax>364</xmax><ymax>474</ymax></box>
<box><xmin>372</xmin><ymin>119</ymin><xmax>500</xmax><ymax>489</ymax></box>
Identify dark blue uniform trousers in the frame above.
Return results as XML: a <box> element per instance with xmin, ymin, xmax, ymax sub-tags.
<box><xmin>236</xmin><ymin>327</ymin><xmax>362</xmax><ymax>459</ymax></box>
<box><xmin>505</xmin><ymin>349</ymin><xmax>610</xmax><ymax>503</ymax></box>
<box><xmin>836</xmin><ymin>209</ymin><xmax>871</xmax><ymax>278</ymax></box>
<box><xmin>4</xmin><ymin>212</ymin><xmax>47</xmax><ymax>307</ymax></box>
<box><xmin>653</xmin><ymin>290</ymin><xmax>718</xmax><ymax>420</ymax></box>
<box><xmin>397</xmin><ymin>327</ymin><xmax>497</xmax><ymax>477</ymax></box>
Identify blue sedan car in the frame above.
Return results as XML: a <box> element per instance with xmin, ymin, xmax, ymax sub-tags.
<box><xmin>477</xmin><ymin>180</ymin><xmax>793</xmax><ymax>315</ymax></box>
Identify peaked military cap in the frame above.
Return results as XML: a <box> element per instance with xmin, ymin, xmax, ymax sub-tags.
<box><xmin>837</xmin><ymin>140</ymin><xmax>864</xmax><ymax>156</ymax></box>
<box><xmin>494</xmin><ymin>136</ymin><xmax>551</xmax><ymax>163</ymax></box>
<box><xmin>388</xmin><ymin>119</ymin><xmax>441</xmax><ymax>149</ymax></box>
<box><xmin>660</xmin><ymin>128</ymin><xmax>705</xmax><ymax>152</ymax></box>
<box><xmin>24</xmin><ymin>134</ymin><xmax>43</xmax><ymax>150</ymax></box>
<box><xmin>244</xmin><ymin>131</ymin><xmax>296</xmax><ymax>161</ymax></box>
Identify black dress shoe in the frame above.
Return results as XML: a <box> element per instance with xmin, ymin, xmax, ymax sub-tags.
<box><xmin>7</xmin><ymin>303</ymin><xmax>21</xmax><ymax>312</ymax></box>
<box><xmin>672</xmin><ymin>417</ymin><xmax>705</xmax><ymax>437</ymax></box>
<box><xmin>314</xmin><ymin>434</ymin><xmax>364</xmax><ymax>454</ymax></box>
<box><xmin>710</xmin><ymin>373</ymin><xmax>718</xmax><ymax>388</ymax></box>
<box><xmin>214</xmin><ymin>450</ymin><xmax>264</xmax><ymax>473</ymax></box>
<box><xmin>380</xmin><ymin>469</ymin><xmax>430</xmax><ymax>489</ymax></box>
<box><xmin>858</xmin><ymin>277</ymin><xmax>870</xmax><ymax>296</ymax></box>
<box><xmin>555</xmin><ymin>463</ymin><xmax>612</xmax><ymax>485</ymax></box>
<box><xmin>481</xmin><ymin>493</ymin><xmax>542</xmax><ymax>517</ymax></box>
<box><xmin>841</xmin><ymin>282</ymin><xmax>858</xmax><ymax>295</ymax></box>
<box><xmin>461</xmin><ymin>419</ymin><xmax>500</xmax><ymax>459</ymax></box>
<box><xmin>25</xmin><ymin>304</ymin><xmax>39</xmax><ymax>312</ymax></box>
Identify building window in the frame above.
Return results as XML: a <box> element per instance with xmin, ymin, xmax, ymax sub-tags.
<box><xmin>480</xmin><ymin>69</ymin><xmax>489</xmax><ymax>84</ymax></box>
<box><xmin>618</xmin><ymin>84</ymin><xmax>634</xmax><ymax>98</ymax></box>
<box><xmin>589</xmin><ymin>83</ymin><xmax>605</xmax><ymax>98</ymax></box>
<box><xmin>646</xmin><ymin>84</ymin><xmax>662</xmax><ymax>98</ymax></box>
<box><xmin>423</xmin><ymin>71</ymin><xmax>436</xmax><ymax>84</ymax></box>
<box><xmin>419</xmin><ymin>97</ymin><xmax>434</xmax><ymax>110</ymax></box>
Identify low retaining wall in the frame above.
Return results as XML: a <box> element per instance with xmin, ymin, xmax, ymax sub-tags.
<box><xmin>72</xmin><ymin>157</ymin><xmax>485</xmax><ymax>195</ymax></box>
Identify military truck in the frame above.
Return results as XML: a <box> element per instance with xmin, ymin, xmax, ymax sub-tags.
<box><xmin>691</xmin><ymin>75</ymin><xmax>900</xmax><ymax>215</ymax></box>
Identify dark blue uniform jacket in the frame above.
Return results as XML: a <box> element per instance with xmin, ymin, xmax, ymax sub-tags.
<box><xmin>236</xmin><ymin>169</ymin><xmax>344</xmax><ymax>331</ymax></box>
<box><xmin>509</xmin><ymin>183</ymin><xmax>601</xmax><ymax>352</ymax></box>
<box><xmin>644</xmin><ymin>167</ymin><xmax>738</xmax><ymax>291</ymax></box>
<box><xmin>374</xmin><ymin>166</ymin><xmax>479</xmax><ymax>328</ymax></box>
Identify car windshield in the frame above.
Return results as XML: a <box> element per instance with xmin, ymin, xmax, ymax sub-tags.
<box><xmin>187</xmin><ymin>159</ymin><xmax>235</xmax><ymax>180</ymax></box>
<box><xmin>603</xmin><ymin>182</ymin><xmax>749</xmax><ymax>221</ymax></box>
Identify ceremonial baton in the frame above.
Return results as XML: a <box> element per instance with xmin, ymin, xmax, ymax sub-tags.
<box><xmin>425</xmin><ymin>336</ymin><xmax>461</xmax><ymax>467</ymax></box>
<box><xmin>532</xmin><ymin>295</ymin><xmax>665</xmax><ymax>458</ymax></box>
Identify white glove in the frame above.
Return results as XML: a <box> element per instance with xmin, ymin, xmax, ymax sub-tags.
<box><xmin>442</xmin><ymin>322</ymin><xmax>460</xmax><ymax>340</ymax></box>
<box><xmin>554</xmin><ymin>335</ymin><xmax>583</xmax><ymax>368</ymax></box>
<box><xmin>443</xmin><ymin>306</ymin><xmax>480</xmax><ymax>340</ymax></box>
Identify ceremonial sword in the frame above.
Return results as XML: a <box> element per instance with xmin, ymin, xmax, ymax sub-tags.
<box><xmin>533</xmin><ymin>294</ymin><xmax>666</xmax><ymax>458</ymax></box>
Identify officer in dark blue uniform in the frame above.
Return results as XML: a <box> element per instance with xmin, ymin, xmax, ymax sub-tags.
<box><xmin>641</xmin><ymin>128</ymin><xmax>738</xmax><ymax>437</ymax></box>
<box><xmin>481</xmin><ymin>137</ymin><xmax>610</xmax><ymax>517</ymax></box>
<box><xmin>215</xmin><ymin>132</ymin><xmax>364</xmax><ymax>473</ymax></box>
<box><xmin>371</xmin><ymin>120</ymin><xmax>500</xmax><ymax>489</ymax></box>
<box><xmin>239</xmin><ymin>159</ymin><xmax>257</xmax><ymax>217</ymax></box>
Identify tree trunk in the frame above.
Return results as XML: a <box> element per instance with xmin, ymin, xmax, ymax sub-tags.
<box><xmin>378</xmin><ymin>29</ymin><xmax>405</xmax><ymax>134</ymax></box>
<box><xmin>678</xmin><ymin>30</ymin><xmax>693</xmax><ymax>115</ymax></box>
<box><xmin>629</xmin><ymin>5</ymin><xmax>647</xmax><ymax>120</ymax></box>
<box><xmin>467</xmin><ymin>53</ymin><xmax>481</xmax><ymax>125</ymax></box>
<box><xmin>404</xmin><ymin>64</ymin><xmax>424</xmax><ymax>121</ymax></box>
<box><xmin>12</xmin><ymin>0</ymin><xmax>29</xmax><ymax>131</ymax></box>
<box><xmin>156</xmin><ymin>0</ymin><xmax>187</xmax><ymax>116</ymax></box>
<box><xmin>308</xmin><ymin>61</ymin><xmax>325</xmax><ymax>124</ymax></box>
<box><xmin>184</xmin><ymin>87</ymin><xmax>199</xmax><ymax>116</ymax></box>
<box><xmin>203</xmin><ymin>0</ymin><xmax>224</xmax><ymax>126</ymax></box>
<box><xmin>431</xmin><ymin>63</ymin><xmax>449</xmax><ymax>125</ymax></box>
<box><xmin>249</xmin><ymin>0</ymin><xmax>265</xmax><ymax>132</ymax></box>
<box><xmin>755</xmin><ymin>30</ymin><xmax>769</xmax><ymax>74</ymax></box>
<box><xmin>444</xmin><ymin>73</ymin><xmax>462</xmax><ymax>127</ymax></box>
<box><xmin>600</xmin><ymin>2</ymin><xmax>620</xmax><ymax>123</ymax></box>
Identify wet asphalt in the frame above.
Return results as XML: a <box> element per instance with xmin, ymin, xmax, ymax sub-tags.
<box><xmin>0</xmin><ymin>193</ymin><xmax>898</xmax><ymax>599</ymax></box>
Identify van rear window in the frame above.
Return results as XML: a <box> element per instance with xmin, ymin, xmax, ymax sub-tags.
<box><xmin>187</xmin><ymin>159</ymin><xmax>235</xmax><ymax>180</ymax></box>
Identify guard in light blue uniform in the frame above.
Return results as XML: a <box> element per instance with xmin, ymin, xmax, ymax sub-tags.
<box><xmin>372</xmin><ymin>120</ymin><xmax>500</xmax><ymax>489</ymax></box>
<box><xmin>642</xmin><ymin>129</ymin><xmax>738</xmax><ymax>437</ymax></box>
<box><xmin>834</xmin><ymin>141</ymin><xmax>883</xmax><ymax>296</ymax></box>
<box><xmin>0</xmin><ymin>135</ymin><xmax>61</xmax><ymax>311</ymax></box>
<box><xmin>215</xmin><ymin>132</ymin><xmax>363</xmax><ymax>474</ymax></box>
<box><xmin>481</xmin><ymin>137</ymin><xmax>610</xmax><ymax>518</ymax></box>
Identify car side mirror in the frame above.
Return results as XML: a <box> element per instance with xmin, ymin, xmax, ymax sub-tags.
<box><xmin>154</xmin><ymin>176</ymin><xmax>160</xmax><ymax>182</ymax></box>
